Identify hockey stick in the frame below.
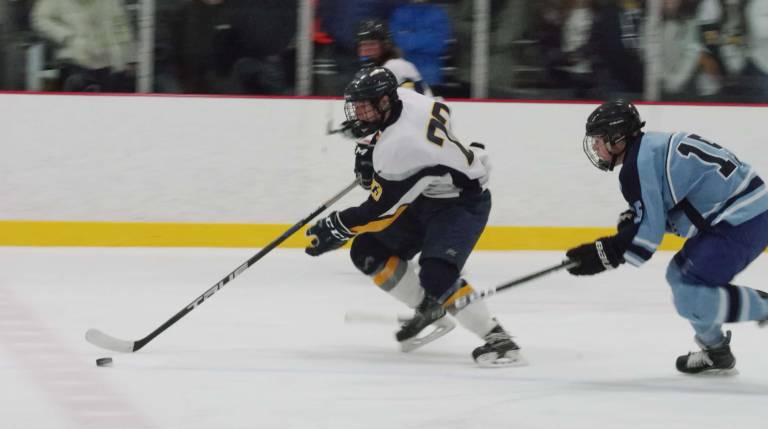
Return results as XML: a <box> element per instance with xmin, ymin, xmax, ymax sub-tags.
<box><xmin>451</xmin><ymin>259</ymin><xmax>577</xmax><ymax>311</ymax></box>
<box><xmin>345</xmin><ymin>259</ymin><xmax>577</xmax><ymax>324</ymax></box>
<box><xmin>85</xmin><ymin>179</ymin><xmax>360</xmax><ymax>353</ymax></box>
<box><xmin>326</xmin><ymin>119</ymin><xmax>352</xmax><ymax>135</ymax></box>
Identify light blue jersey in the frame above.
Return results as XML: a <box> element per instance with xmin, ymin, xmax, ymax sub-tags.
<box><xmin>617</xmin><ymin>131</ymin><xmax>768</xmax><ymax>266</ymax></box>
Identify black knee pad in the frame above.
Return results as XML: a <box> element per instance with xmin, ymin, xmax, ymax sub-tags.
<box><xmin>419</xmin><ymin>258</ymin><xmax>460</xmax><ymax>301</ymax></box>
<box><xmin>350</xmin><ymin>234</ymin><xmax>392</xmax><ymax>275</ymax></box>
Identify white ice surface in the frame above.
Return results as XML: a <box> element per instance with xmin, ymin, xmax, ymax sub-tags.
<box><xmin>0</xmin><ymin>247</ymin><xmax>766</xmax><ymax>429</ymax></box>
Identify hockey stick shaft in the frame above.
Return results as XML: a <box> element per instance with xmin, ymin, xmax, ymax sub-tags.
<box><xmin>86</xmin><ymin>179</ymin><xmax>359</xmax><ymax>352</ymax></box>
<box><xmin>452</xmin><ymin>259</ymin><xmax>577</xmax><ymax>311</ymax></box>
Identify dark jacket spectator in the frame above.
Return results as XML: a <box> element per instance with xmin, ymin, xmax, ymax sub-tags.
<box><xmin>587</xmin><ymin>0</ymin><xmax>645</xmax><ymax>95</ymax></box>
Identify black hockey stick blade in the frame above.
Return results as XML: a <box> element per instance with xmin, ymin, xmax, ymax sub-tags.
<box><xmin>326</xmin><ymin>119</ymin><xmax>350</xmax><ymax>135</ymax></box>
<box><xmin>452</xmin><ymin>259</ymin><xmax>577</xmax><ymax>311</ymax></box>
<box><xmin>85</xmin><ymin>179</ymin><xmax>359</xmax><ymax>353</ymax></box>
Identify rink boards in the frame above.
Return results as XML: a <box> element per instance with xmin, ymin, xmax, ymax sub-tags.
<box><xmin>1</xmin><ymin>93</ymin><xmax>764</xmax><ymax>249</ymax></box>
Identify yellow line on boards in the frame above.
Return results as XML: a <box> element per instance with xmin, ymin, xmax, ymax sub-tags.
<box><xmin>0</xmin><ymin>221</ymin><xmax>687</xmax><ymax>250</ymax></box>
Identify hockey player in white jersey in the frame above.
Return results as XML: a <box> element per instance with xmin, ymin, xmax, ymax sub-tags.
<box><xmin>356</xmin><ymin>19</ymin><xmax>433</xmax><ymax>98</ymax></box>
<box><xmin>305</xmin><ymin>67</ymin><xmax>521</xmax><ymax>367</ymax></box>
<box><xmin>565</xmin><ymin>100</ymin><xmax>768</xmax><ymax>374</ymax></box>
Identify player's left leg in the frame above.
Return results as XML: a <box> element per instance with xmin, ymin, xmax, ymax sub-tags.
<box><xmin>349</xmin><ymin>213</ymin><xmax>457</xmax><ymax>349</ymax></box>
<box><xmin>397</xmin><ymin>190</ymin><xmax>524</xmax><ymax>366</ymax></box>
<box><xmin>667</xmin><ymin>211</ymin><xmax>768</xmax><ymax>374</ymax></box>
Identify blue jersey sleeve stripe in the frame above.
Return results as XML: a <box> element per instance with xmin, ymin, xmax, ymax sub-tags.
<box><xmin>626</xmin><ymin>243</ymin><xmax>653</xmax><ymax>260</ymax></box>
<box><xmin>665</xmin><ymin>133</ymin><xmax>682</xmax><ymax>204</ymax></box>
<box><xmin>713</xmin><ymin>185</ymin><xmax>768</xmax><ymax>224</ymax></box>
<box><xmin>623</xmin><ymin>251</ymin><xmax>646</xmax><ymax>266</ymax></box>
<box><xmin>632</xmin><ymin>236</ymin><xmax>659</xmax><ymax>252</ymax></box>
<box><xmin>707</xmin><ymin>176</ymin><xmax>765</xmax><ymax>224</ymax></box>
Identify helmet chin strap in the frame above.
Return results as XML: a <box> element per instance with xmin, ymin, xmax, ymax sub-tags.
<box><xmin>605</xmin><ymin>140</ymin><xmax>627</xmax><ymax>172</ymax></box>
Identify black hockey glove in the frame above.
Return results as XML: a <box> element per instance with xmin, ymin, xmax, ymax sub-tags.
<box><xmin>565</xmin><ymin>237</ymin><xmax>624</xmax><ymax>276</ymax></box>
<box><xmin>354</xmin><ymin>143</ymin><xmax>374</xmax><ymax>190</ymax></box>
<box><xmin>616</xmin><ymin>209</ymin><xmax>636</xmax><ymax>232</ymax></box>
<box><xmin>305</xmin><ymin>211</ymin><xmax>355</xmax><ymax>256</ymax></box>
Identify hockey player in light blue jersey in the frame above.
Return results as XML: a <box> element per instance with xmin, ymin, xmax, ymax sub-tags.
<box><xmin>565</xmin><ymin>99</ymin><xmax>768</xmax><ymax>375</ymax></box>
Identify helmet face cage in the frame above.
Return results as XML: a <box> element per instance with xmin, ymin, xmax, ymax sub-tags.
<box><xmin>343</xmin><ymin>67</ymin><xmax>398</xmax><ymax>136</ymax></box>
<box><xmin>583</xmin><ymin>135</ymin><xmax>611</xmax><ymax>171</ymax></box>
<box><xmin>344</xmin><ymin>98</ymin><xmax>378</xmax><ymax>123</ymax></box>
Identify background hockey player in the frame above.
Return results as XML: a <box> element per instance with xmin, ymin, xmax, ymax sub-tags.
<box><xmin>355</xmin><ymin>19</ymin><xmax>433</xmax><ymax>98</ymax></box>
<box><xmin>565</xmin><ymin>99</ymin><xmax>768</xmax><ymax>374</ymax></box>
<box><xmin>305</xmin><ymin>66</ymin><xmax>520</xmax><ymax>367</ymax></box>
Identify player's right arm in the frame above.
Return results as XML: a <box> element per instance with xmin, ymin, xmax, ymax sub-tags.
<box><xmin>337</xmin><ymin>170</ymin><xmax>434</xmax><ymax>233</ymax></box>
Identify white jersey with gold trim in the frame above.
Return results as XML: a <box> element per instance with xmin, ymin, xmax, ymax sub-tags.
<box><xmin>338</xmin><ymin>88</ymin><xmax>490</xmax><ymax>234</ymax></box>
<box><xmin>383</xmin><ymin>58</ymin><xmax>434</xmax><ymax>98</ymax></box>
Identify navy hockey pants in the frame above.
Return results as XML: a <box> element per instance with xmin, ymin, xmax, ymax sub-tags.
<box><xmin>666</xmin><ymin>209</ymin><xmax>768</xmax><ymax>346</ymax></box>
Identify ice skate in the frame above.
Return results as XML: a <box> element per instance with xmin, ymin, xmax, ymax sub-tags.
<box><xmin>472</xmin><ymin>325</ymin><xmax>525</xmax><ymax>367</ymax></box>
<box><xmin>396</xmin><ymin>296</ymin><xmax>455</xmax><ymax>352</ymax></box>
<box><xmin>676</xmin><ymin>331</ymin><xmax>737</xmax><ymax>375</ymax></box>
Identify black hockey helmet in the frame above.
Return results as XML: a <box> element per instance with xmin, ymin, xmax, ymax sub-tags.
<box><xmin>343</xmin><ymin>67</ymin><xmax>399</xmax><ymax>138</ymax></box>
<box><xmin>356</xmin><ymin>19</ymin><xmax>392</xmax><ymax>44</ymax></box>
<box><xmin>583</xmin><ymin>99</ymin><xmax>645</xmax><ymax>171</ymax></box>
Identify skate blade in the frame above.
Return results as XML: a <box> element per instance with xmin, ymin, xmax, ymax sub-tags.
<box><xmin>682</xmin><ymin>367</ymin><xmax>739</xmax><ymax>377</ymax></box>
<box><xmin>475</xmin><ymin>350</ymin><xmax>528</xmax><ymax>368</ymax></box>
<box><xmin>399</xmin><ymin>317</ymin><xmax>456</xmax><ymax>353</ymax></box>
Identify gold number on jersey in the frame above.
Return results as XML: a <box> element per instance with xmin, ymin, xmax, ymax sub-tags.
<box><xmin>426</xmin><ymin>102</ymin><xmax>474</xmax><ymax>165</ymax></box>
<box><xmin>370</xmin><ymin>178</ymin><xmax>383</xmax><ymax>201</ymax></box>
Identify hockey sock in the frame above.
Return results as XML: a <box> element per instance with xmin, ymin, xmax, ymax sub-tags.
<box><xmin>443</xmin><ymin>280</ymin><xmax>498</xmax><ymax>338</ymax></box>
<box><xmin>371</xmin><ymin>256</ymin><xmax>424</xmax><ymax>308</ymax></box>
<box><xmin>721</xmin><ymin>284</ymin><xmax>768</xmax><ymax>323</ymax></box>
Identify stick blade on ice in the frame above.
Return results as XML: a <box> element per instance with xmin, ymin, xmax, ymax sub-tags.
<box><xmin>85</xmin><ymin>329</ymin><xmax>136</xmax><ymax>353</ymax></box>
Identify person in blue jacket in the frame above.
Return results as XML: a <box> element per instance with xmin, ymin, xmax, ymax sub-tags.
<box><xmin>389</xmin><ymin>0</ymin><xmax>452</xmax><ymax>87</ymax></box>
<box><xmin>565</xmin><ymin>99</ymin><xmax>768</xmax><ymax>375</ymax></box>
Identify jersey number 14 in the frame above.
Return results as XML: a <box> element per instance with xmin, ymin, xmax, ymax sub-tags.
<box><xmin>677</xmin><ymin>134</ymin><xmax>741</xmax><ymax>178</ymax></box>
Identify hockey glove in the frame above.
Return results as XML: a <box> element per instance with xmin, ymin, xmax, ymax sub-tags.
<box><xmin>354</xmin><ymin>143</ymin><xmax>374</xmax><ymax>190</ymax></box>
<box><xmin>565</xmin><ymin>237</ymin><xmax>624</xmax><ymax>276</ymax></box>
<box><xmin>305</xmin><ymin>212</ymin><xmax>355</xmax><ymax>256</ymax></box>
<box><xmin>616</xmin><ymin>209</ymin><xmax>636</xmax><ymax>232</ymax></box>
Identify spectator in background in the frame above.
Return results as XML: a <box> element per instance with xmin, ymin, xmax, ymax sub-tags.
<box><xmin>744</xmin><ymin>0</ymin><xmax>768</xmax><ymax>101</ymax></box>
<box><xmin>228</xmin><ymin>0</ymin><xmax>297</xmax><ymax>95</ymax></box>
<box><xmin>707</xmin><ymin>0</ymin><xmax>748</xmax><ymax>82</ymax></box>
<box><xmin>356</xmin><ymin>19</ymin><xmax>433</xmax><ymax>97</ymax></box>
<box><xmin>316</xmin><ymin>0</ymin><xmax>406</xmax><ymax>92</ymax></box>
<box><xmin>558</xmin><ymin>0</ymin><xmax>594</xmax><ymax>96</ymax></box>
<box><xmin>170</xmin><ymin>0</ymin><xmax>296</xmax><ymax>95</ymax></box>
<box><xmin>389</xmin><ymin>0</ymin><xmax>451</xmax><ymax>88</ymax></box>
<box><xmin>153</xmin><ymin>0</ymin><xmax>186</xmax><ymax>93</ymax></box>
<box><xmin>172</xmin><ymin>0</ymin><xmax>238</xmax><ymax>94</ymax></box>
<box><xmin>587</xmin><ymin>0</ymin><xmax>645</xmax><ymax>97</ymax></box>
<box><xmin>536</xmin><ymin>0</ymin><xmax>594</xmax><ymax>98</ymax></box>
<box><xmin>659</xmin><ymin>0</ymin><xmax>720</xmax><ymax>99</ymax></box>
<box><xmin>451</xmin><ymin>0</ymin><xmax>531</xmax><ymax>97</ymax></box>
<box><xmin>31</xmin><ymin>0</ymin><xmax>136</xmax><ymax>92</ymax></box>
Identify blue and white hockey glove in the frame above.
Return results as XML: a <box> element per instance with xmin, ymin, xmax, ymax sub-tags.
<box><xmin>305</xmin><ymin>212</ymin><xmax>355</xmax><ymax>256</ymax></box>
<box><xmin>565</xmin><ymin>237</ymin><xmax>624</xmax><ymax>276</ymax></box>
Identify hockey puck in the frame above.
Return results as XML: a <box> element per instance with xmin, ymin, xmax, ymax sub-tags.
<box><xmin>96</xmin><ymin>357</ymin><xmax>113</xmax><ymax>367</ymax></box>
